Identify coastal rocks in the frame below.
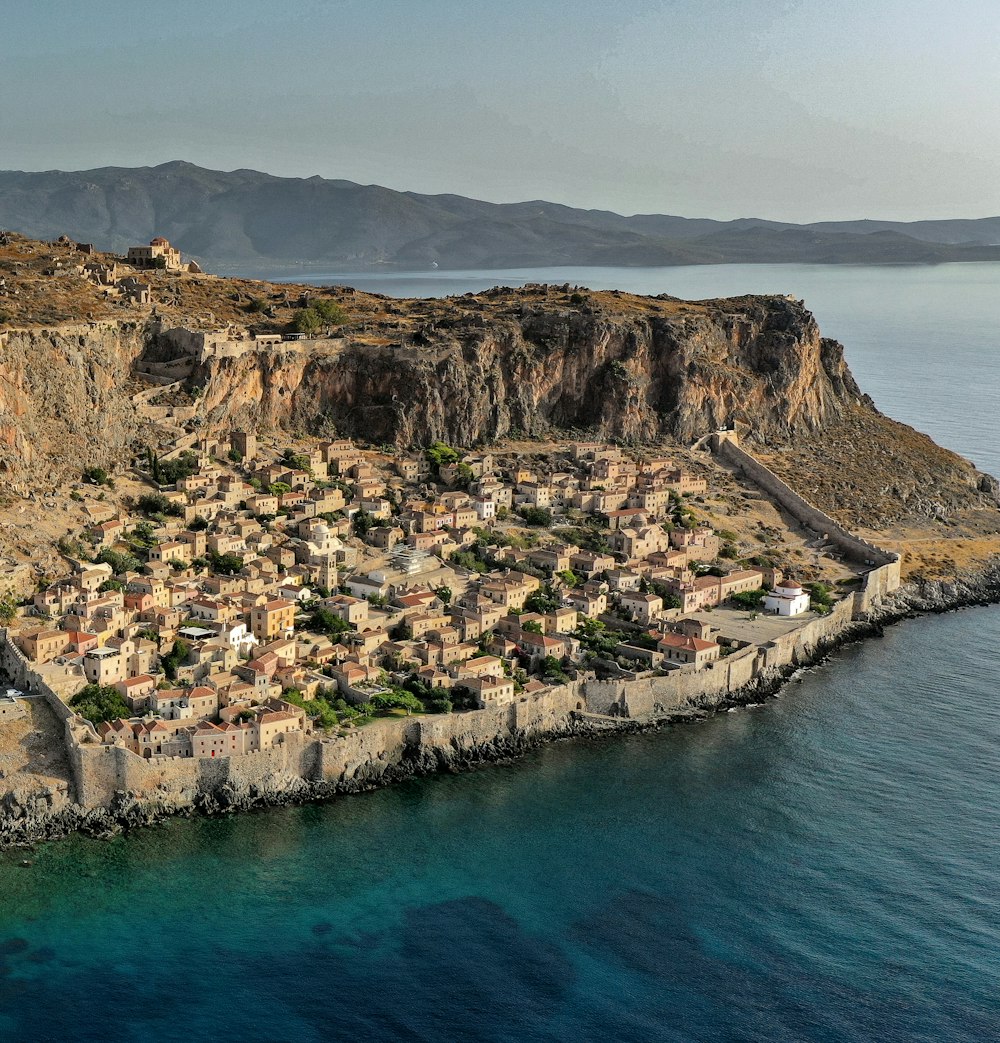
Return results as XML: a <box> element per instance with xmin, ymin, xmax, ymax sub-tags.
<box><xmin>880</xmin><ymin>561</ymin><xmax>1000</xmax><ymax>617</ymax></box>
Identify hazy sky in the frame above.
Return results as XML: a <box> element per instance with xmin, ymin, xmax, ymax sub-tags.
<box><xmin>3</xmin><ymin>0</ymin><xmax>999</xmax><ymax>221</ymax></box>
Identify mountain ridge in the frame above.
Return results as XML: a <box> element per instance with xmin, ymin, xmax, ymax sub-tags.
<box><xmin>2</xmin><ymin>161</ymin><xmax>1000</xmax><ymax>270</ymax></box>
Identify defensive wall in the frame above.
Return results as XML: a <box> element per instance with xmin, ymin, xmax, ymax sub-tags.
<box><xmin>0</xmin><ymin>432</ymin><xmax>905</xmax><ymax>819</ymax></box>
<box><xmin>710</xmin><ymin>431</ymin><xmax>901</xmax><ymax>617</ymax></box>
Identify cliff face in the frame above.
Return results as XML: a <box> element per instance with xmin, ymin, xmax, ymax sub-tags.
<box><xmin>0</xmin><ymin>322</ymin><xmax>150</xmax><ymax>492</ymax></box>
<box><xmin>0</xmin><ymin>285</ymin><xmax>993</xmax><ymax>535</ymax></box>
<box><xmin>194</xmin><ymin>295</ymin><xmax>862</xmax><ymax>447</ymax></box>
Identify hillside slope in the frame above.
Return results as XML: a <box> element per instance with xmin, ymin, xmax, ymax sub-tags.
<box><xmin>2</xmin><ymin>162</ymin><xmax>1000</xmax><ymax>269</ymax></box>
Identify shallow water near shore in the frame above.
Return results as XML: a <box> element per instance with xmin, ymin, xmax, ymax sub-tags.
<box><xmin>2</xmin><ymin>262</ymin><xmax>999</xmax><ymax>1040</ymax></box>
<box><xmin>0</xmin><ymin>606</ymin><xmax>998</xmax><ymax>1041</ymax></box>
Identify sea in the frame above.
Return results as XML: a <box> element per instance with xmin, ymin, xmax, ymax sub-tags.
<box><xmin>2</xmin><ymin>263</ymin><xmax>999</xmax><ymax>1042</ymax></box>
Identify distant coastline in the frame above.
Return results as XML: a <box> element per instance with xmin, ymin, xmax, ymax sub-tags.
<box><xmin>4</xmin><ymin>160</ymin><xmax>1000</xmax><ymax>271</ymax></box>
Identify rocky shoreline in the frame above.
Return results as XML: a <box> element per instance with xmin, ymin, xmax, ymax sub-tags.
<box><xmin>2</xmin><ymin>565</ymin><xmax>998</xmax><ymax>853</ymax></box>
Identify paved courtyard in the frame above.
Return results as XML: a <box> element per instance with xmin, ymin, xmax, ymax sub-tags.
<box><xmin>684</xmin><ymin>603</ymin><xmax>824</xmax><ymax>646</ymax></box>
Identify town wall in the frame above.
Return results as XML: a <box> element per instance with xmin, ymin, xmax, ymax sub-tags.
<box><xmin>711</xmin><ymin>432</ymin><xmax>901</xmax><ymax>617</ymax></box>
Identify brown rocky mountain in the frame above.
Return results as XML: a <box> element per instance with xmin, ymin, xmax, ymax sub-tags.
<box><xmin>0</xmin><ymin>234</ymin><xmax>995</xmax><ymax>538</ymax></box>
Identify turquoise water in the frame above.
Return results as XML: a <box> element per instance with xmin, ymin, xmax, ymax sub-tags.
<box><xmin>1</xmin><ymin>607</ymin><xmax>998</xmax><ymax>1041</ymax></box>
<box><xmin>2</xmin><ymin>263</ymin><xmax>999</xmax><ymax>1040</ymax></box>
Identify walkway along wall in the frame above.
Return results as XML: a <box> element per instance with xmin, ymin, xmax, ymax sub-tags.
<box><xmin>710</xmin><ymin>431</ymin><xmax>901</xmax><ymax>617</ymax></box>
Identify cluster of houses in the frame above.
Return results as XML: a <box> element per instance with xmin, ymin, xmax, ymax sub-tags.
<box><xmin>10</xmin><ymin>433</ymin><xmax>811</xmax><ymax>763</ymax></box>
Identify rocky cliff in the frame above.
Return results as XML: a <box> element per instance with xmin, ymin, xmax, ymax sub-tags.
<box><xmin>0</xmin><ymin>263</ymin><xmax>995</xmax><ymax>533</ymax></box>
<box><xmin>191</xmin><ymin>290</ymin><xmax>862</xmax><ymax>447</ymax></box>
<box><xmin>0</xmin><ymin>322</ymin><xmax>150</xmax><ymax>492</ymax></box>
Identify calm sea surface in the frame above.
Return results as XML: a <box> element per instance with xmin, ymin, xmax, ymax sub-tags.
<box><xmin>1</xmin><ymin>264</ymin><xmax>998</xmax><ymax>1041</ymax></box>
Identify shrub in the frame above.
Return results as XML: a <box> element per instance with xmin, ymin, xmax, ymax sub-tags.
<box><xmin>520</xmin><ymin>506</ymin><xmax>552</xmax><ymax>527</ymax></box>
<box><xmin>70</xmin><ymin>683</ymin><xmax>130</xmax><ymax>725</ymax></box>
<box><xmin>138</xmin><ymin>493</ymin><xmax>182</xmax><ymax>517</ymax></box>
<box><xmin>731</xmin><ymin>588</ymin><xmax>767</xmax><ymax>609</ymax></box>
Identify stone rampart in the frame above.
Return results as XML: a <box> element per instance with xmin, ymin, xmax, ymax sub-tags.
<box><xmin>711</xmin><ymin>432</ymin><xmax>901</xmax><ymax>617</ymax></box>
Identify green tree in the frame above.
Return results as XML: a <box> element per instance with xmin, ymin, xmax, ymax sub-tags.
<box><xmin>520</xmin><ymin>506</ymin><xmax>553</xmax><ymax>527</ymax></box>
<box><xmin>308</xmin><ymin>607</ymin><xmax>351</xmax><ymax>638</ymax></box>
<box><xmin>291</xmin><ymin>308</ymin><xmax>323</xmax><ymax>335</ymax></box>
<box><xmin>70</xmin><ymin>683</ymin><xmax>130</xmax><ymax>725</ymax></box>
<box><xmin>731</xmin><ymin>588</ymin><xmax>767</xmax><ymax>609</ymax></box>
<box><xmin>161</xmin><ymin>639</ymin><xmax>190</xmax><ymax>680</ymax></box>
<box><xmin>434</xmin><ymin>586</ymin><xmax>453</xmax><ymax>605</ymax></box>
<box><xmin>524</xmin><ymin>585</ymin><xmax>561</xmax><ymax>614</ymax></box>
<box><xmin>0</xmin><ymin>591</ymin><xmax>18</xmax><ymax>626</ymax></box>
<box><xmin>542</xmin><ymin>655</ymin><xmax>569</xmax><ymax>682</ymax></box>
<box><xmin>208</xmin><ymin>551</ymin><xmax>244</xmax><ymax>576</ymax></box>
<box><xmin>352</xmin><ymin>509</ymin><xmax>376</xmax><ymax>536</ymax></box>
<box><xmin>137</xmin><ymin>493</ymin><xmax>182</xmax><ymax>518</ymax></box>
<box><xmin>370</xmin><ymin>690</ymin><xmax>424</xmax><ymax>715</ymax></box>
<box><xmin>282</xmin><ymin>448</ymin><xmax>312</xmax><ymax>471</ymax></box>
<box><xmin>311</xmin><ymin>299</ymin><xmax>347</xmax><ymax>324</ymax></box>
<box><xmin>95</xmin><ymin>548</ymin><xmax>141</xmax><ymax>575</ymax></box>
<box><xmin>424</xmin><ymin>441</ymin><xmax>459</xmax><ymax>476</ymax></box>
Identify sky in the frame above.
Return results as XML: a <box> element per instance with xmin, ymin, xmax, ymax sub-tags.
<box><xmin>3</xmin><ymin>0</ymin><xmax>999</xmax><ymax>222</ymax></box>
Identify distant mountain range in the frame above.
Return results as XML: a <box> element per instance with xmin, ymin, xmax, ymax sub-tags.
<box><xmin>3</xmin><ymin>160</ymin><xmax>1000</xmax><ymax>270</ymax></box>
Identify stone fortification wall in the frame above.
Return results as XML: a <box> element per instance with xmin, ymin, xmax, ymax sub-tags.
<box><xmin>583</xmin><ymin>596</ymin><xmax>857</xmax><ymax>719</ymax></box>
<box><xmin>70</xmin><ymin>730</ymin><xmax>316</xmax><ymax>810</ymax></box>
<box><xmin>711</xmin><ymin>432</ymin><xmax>901</xmax><ymax>617</ymax></box>
<box><xmin>0</xmin><ymin>594</ymin><xmax>872</xmax><ymax>817</ymax></box>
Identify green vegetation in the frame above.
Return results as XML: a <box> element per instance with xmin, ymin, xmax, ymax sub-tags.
<box><xmin>307</xmin><ymin>607</ymin><xmax>352</xmax><ymax>639</ymax></box>
<box><xmin>145</xmin><ymin>448</ymin><xmax>200</xmax><ymax>485</ymax></box>
<box><xmin>137</xmin><ymin>493</ymin><xmax>183</xmax><ymax>518</ymax></box>
<box><xmin>0</xmin><ymin>591</ymin><xmax>18</xmax><ymax>626</ymax></box>
<box><xmin>369</xmin><ymin>690</ymin><xmax>424</xmax><ymax>715</ymax></box>
<box><xmin>70</xmin><ymin>683</ymin><xmax>130</xmax><ymax>725</ymax></box>
<box><xmin>402</xmin><ymin>676</ymin><xmax>454</xmax><ymax>714</ymax></box>
<box><xmin>731</xmin><ymin>588</ymin><xmax>767</xmax><ymax>609</ymax></box>
<box><xmin>574</xmin><ymin>618</ymin><xmax>625</xmax><ymax>659</ymax></box>
<box><xmin>434</xmin><ymin>586</ymin><xmax>453</xmax><ymax>605</ymax></box>
<box><xmin>161</xmin><ymin>639</ymin><xmax>189</xmax><ymax>680</ymax></box>
<box><xmin>282</xmin><ymin>448</ymin><xmax>312</xmax><ymax>471</ymax></box>
<box><xmin>352</xmin><ymin>509</ymin><xmax>376</xmax><ymax>536</ymax></box>
<box><xmin>524</xmin><ymin>584</ymin><xmax>561</xmax><ymax>614</ymax></box>
<box><xmin>82</xmin><ymin>466</ymin><xmax>113</xmax><ymax>487</ymax></box>
<box><xmin>281</xmin><ymin>687</ymin><xmax>339</xmax><ymax>730</ymax></box>
<box><xmin>425</xmin><ymin>441</ymin><xmax>459</xmax><ymax>476</ymax></box>
<box><xmin>95</xmin><ymin>548</ymin><xmax>142</xmax><ymax>575</ymax></box>
<box><xmin>553</xmin><ymin>524</ymin><xmax>610</xmax><ymax>555</ymax></box>
<box><xmin>542</xmin><ymin>655</ymin><xmax>569</xmax><ymax>683</ymax></box>
<box><xmin>520</xmin><ymin>506</ymin><xmax>553</xmax><ymax>527</ymax></box>
<box><xmin>805</xmin><ymin>582</ymin><xmax>833</xmax><ymax>613</ymax></box>
<box><xmin>207</xmin><ymin>550</ymin><xmax>244</xmax><ymax>575</ymax></box>
<box><xmin>290</xmin><ymin>299</ymin><xmax>347</xmax><ymax>335</ymax></box>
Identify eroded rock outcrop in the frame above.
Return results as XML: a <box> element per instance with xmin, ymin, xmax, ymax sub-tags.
<box><xmin>193</xmin><ymin>294</ymin><xmax>863</xmax><ymax>447</ymax></box>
